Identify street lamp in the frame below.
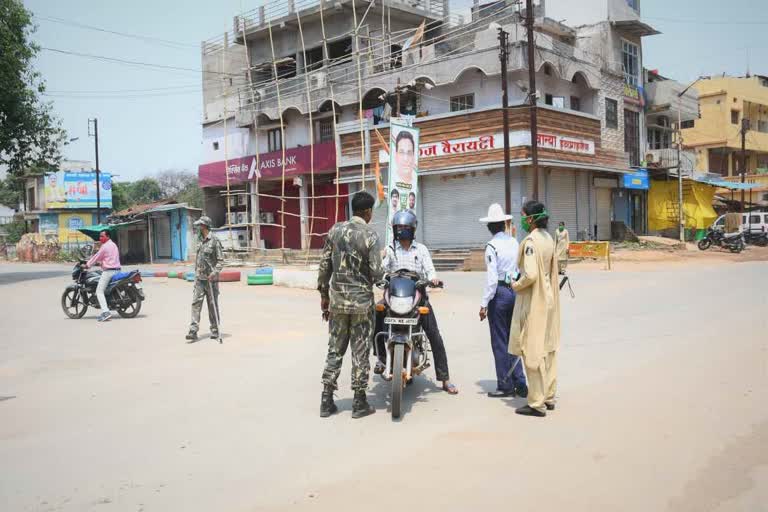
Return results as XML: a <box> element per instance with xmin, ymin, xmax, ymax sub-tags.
<box><xmin>675</xmin><ymin>75</ymin><xmax>710</xmax><ymax>242</ymax></box>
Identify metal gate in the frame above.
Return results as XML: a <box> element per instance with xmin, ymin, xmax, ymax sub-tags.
<box><xmin>422</xmin><ymin>169</ymin><xmax>512</xmax><ymax>248</ymax></box>
<box><xmin>547</xmin><ymin>170</ymin><xmax>577</xmax><ymax>237</ymax></box>
<box><xmin>596</xmin><ymin>188</ymin><xmax>612</xmax><ymax>240</ymax></box>
<box><xmin>154</xmin><ymin>215</ymin><xmax>172</xmax><ymax>258</ymax></box>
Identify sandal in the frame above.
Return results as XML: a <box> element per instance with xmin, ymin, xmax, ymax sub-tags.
<box><xmin>442</xmin><ymin>382</ymin><xmax>459</xmax><ymax>395</ymax></box>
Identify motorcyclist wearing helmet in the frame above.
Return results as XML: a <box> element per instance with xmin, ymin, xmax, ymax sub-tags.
<box><xmin>374</xmin><ymin>210</ymin><xmax>458</xmax><ymax>394</ymax></box>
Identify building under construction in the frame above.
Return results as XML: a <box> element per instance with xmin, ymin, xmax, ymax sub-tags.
<box><xmin>199</xmin><ymin>0</ymin><xmax>660</xmax><ymax>255</ymax></box>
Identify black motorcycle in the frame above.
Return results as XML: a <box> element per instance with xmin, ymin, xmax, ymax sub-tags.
<box><xmin>61</xmin><ymin>261</ymin><xmax>145</xmax><ymax>319</ymax></box>
<box><xmin>375</xmin><ymin>270</ymin><xmax>442</xmax><ymax>419</ymax></box>
<box><xmin>697</xmin><ymin>228</ymin><xmax>744</xmax><ymax>253</ymax></box>
<box><xmin>743</xmin><ymin>230</ymin><xmax>768</xmax><ymax>247</ymax></box>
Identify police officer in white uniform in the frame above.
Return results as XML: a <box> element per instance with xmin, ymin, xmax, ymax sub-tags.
<box><xmin>479</xmin><ymin>204</ymin><xmax>528</xmax><ymax>398</ymax></box>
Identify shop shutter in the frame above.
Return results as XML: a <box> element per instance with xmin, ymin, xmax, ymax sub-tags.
<box><xmin>421</xmin><ymin>168</ymin><xmax>512</xmax><ymax>248</ymax></box>
<box><xmin>576</xmin><ymin>171</ymin><xmax>591</xmax><ymax>240</ymax></box>
<box><xmin>547</xmin><ymin>170</ymin><xmax>577</xmax><ymax>238</ymax></box>
<box><xmin>596</xmin><ymin>188</ymin><xmax>612</xmax><ymax>240</ymax></box>
<box><xmin>154</xmin><ymin>215</ymin><xmax>172</xmax><ymax>258</ymax></box>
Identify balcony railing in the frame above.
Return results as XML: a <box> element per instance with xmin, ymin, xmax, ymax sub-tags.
<box><xmin>646</xmin><ymin>148</ymin><xmax>696</xmax><ymax>174</ymax></box>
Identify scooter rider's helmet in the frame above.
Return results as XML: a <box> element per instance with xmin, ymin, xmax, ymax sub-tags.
<box><xmin>392</xmin><ymin>209</ymin><xmax>418</xmax><ymax>242</ymax></box>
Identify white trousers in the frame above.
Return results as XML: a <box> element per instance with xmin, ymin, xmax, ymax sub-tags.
<box><xmin>96</xmin><ymin>270</ymin><xmax>117</xmax><ymax>312</ymax></box>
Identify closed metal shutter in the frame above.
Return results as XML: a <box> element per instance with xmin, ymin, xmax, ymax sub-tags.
<box><xmin>576</xmin><ymin>171</ymin><xmax>591</xmax><ymax>240</ymax></box>
<box><xmin>547</xmin><ymin>170</ymin><xmax>577</xmax><ymax>237</ymax></box>
<box><xmin>596</xmin><ymin>188</ymin><xmax>612</xmax><ymax>240</ymax></box>
<box><xmin>154</xmin><ymin>215</ymin><xmax>172</xmax><ymax>258</ymax></box>
<box><xmin>421</xmin><ymin>168</ymin><xmax>512</xmax><ymax>248</ymax></box>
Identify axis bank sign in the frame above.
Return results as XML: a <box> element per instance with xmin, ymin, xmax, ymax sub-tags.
<box><xmin>198</xmin><ymin>143</ymin><xmax>336</xmax><ymax>187</ymax></box>
<box><xmin>417</xmin><ymin>131</ymin><xmax>595</xmax><ymax>158</ymax></box>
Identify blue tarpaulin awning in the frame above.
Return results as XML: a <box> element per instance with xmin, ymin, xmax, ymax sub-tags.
<box><xmin>691</xmin><ymin>176</ymin><xmax>760</xmax><ymax>190</ymax></box>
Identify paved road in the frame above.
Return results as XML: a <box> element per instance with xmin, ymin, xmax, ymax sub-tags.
<box><xmin>0</xmin><ymin>261</ymin><xmax>766</xmax><ymax>511</ymax></box>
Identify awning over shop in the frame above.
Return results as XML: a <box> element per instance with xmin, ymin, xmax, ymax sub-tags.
<box><xmin>77</xmin><ymin>221</ymin><xmax>142</xmax><ymax>241</ymax></box>
<box><xmin>692</xmin><ymin>175</ymin><xmax>760</xmax><ymax>190</ymax></box>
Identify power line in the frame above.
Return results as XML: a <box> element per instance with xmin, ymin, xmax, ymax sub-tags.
<box><xmin>41</xmin><ymin>47</ymin><xmax>239</xmax><ymax>76</ymax></box>
<box><xmin>36</xmin><ymin>14</ymin><xmax>198</xmax><ymax>49</ymax></box>
<box><xmin>645</xmin><ymin>16</ymin><xmax>768</xmax><ymax>26</ymax></box>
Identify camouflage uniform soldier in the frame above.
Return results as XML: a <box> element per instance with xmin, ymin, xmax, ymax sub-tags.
<box><xmin>186</xmin><ymin>216</ymin><xmax>224</xmax><ymax>342</ymax></box>
<box><xmin>318</xmin><ymin>192</ymin><xmax>383</xmax><ymax>419</ymax></box>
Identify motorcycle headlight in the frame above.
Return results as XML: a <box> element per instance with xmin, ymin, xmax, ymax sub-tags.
<box><xmin>389</xmin><ymin>296</ymin><xmax>414</xmax><ymax>315</ymax></box>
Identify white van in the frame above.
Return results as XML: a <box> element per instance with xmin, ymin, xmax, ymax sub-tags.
<box><xmin>712</xmin><ymin>212</ymin><xmax>768</xmax><ymax>233</ymax></box>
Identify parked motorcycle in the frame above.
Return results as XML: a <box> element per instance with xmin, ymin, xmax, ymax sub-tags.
<box><xmin>742</xmin><ymin>230</ymin><xmax>768</xmax><ymax>247</ymax></box>
<box><xmin>375</xmin><ymin>270</ymin><xmax>442</xmax><ymax>419</ymax></box>
<box><xmin>61</xmin><ymin>261</ymin><xmax>145</xmax><ymax>319</ymax></box>
<box><xmin>697</xmin><ymin>228</ymin><xmax>744</xmax><ymax>253</ymax></box>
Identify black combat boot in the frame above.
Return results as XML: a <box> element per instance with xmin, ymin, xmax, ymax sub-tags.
<box><xmin>320</xmin><ymin>385</ymin><xmax>338</xmax><ymax>418</ymax></box>
<box><xmin>185</xmin><ymin>331</ymin><xmax>198</xmax><ymax>342</ymax></box>
<box><xmin>351</xmin><ymin>390</ymin><xmax>375</xmax><ymax>419</ymax></box>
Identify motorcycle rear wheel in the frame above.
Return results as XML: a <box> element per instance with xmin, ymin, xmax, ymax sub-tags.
<box><xmin>729</xmin><ymin>241</ymin><xmax>744</xmax><ymax>254</ymax></box>
<box><xmin>697</xmin><ymin>238</ymin><xmax>711</xmax><ymax>251</ymax></box>
<box><xmin>61</xmin><ymin>289</ymin><xmax>88</xmax><ymax>319</ymax></box>
<box><xmin>391</xmin><ymin>344</ymin><xmax>405</xmax><ymax>420</ymax></box>
<box><xmin>116</xmin><ymin>289</ymin><xmax>142</xmax><ymax>318</ymax></box>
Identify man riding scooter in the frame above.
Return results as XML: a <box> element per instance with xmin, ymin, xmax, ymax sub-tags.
<box><xmin>374</xmin><ymin>210</ymin><xmax>458</xmax><ymax>395</ymax></box>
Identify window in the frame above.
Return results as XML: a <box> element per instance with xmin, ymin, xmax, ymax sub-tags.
<box><xmin>545</xmin><ymin>93</ymin><xmax>554</xmax><ymax>106</ymax></box>
<box><xmin>749</xmin><ymin>215</ymin><xmax>761</xmax><ymax>224</ymax></box>
<box><xmin>315</xmin><ymin>119</ymin><xmax>334</xmax><ymax>143</ymax></box>
<box><xmin>626</xmin><ymin>0</ymin><xmax>639</xmax><ymax>9</ymax></box>
<box><xmin>758</xmin><ymin>120</ymin><xmax>768</xmax><ymax>133</ymax></box>
<box><xmin>267</xmin><ymin>128</ymin><xmax>282</xmax><ymax>152</ymax></box>
<box><xmin>624</xmin><ymin>109</ymin><xmax>641</xmax><ymax>167</ymax></box>
<box><xmin>605</xmin><ymin>98</ymin><xmax>618</xmax><ymax>129</ymax></box>
<box><xmin>731</xmin><ymin>110</ymin><xmax>740</xmax><ymax>125</ymax></box>
<box><xmin>681</xmin><ymin>120</ymin><xmax>695</xmax><ymax>129</ymax></box>
<box><xmin>212</xmin><ymin>141</ymin><xmax>219</xmax><ymax>151</ymax></box>
<box><xmin>622</xmin><ymin>40</ymin><xmax>640</xmax><ymax>86</ymax></box>
<box><xmin>450</xmin><ymin>94</ymin><xmax>475</xmax><ymax>112</ymax></box>
<box><xmin>570</xmin><ymin>96</ymin><xmax>581</xmax><ymax>112</ymax></box>
<box><xmin>648</xmin><ymin>128</ymin><xmax>671</xmax><ymax>150</ymax></box>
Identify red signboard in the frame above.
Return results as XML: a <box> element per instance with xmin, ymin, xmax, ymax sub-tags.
<box><xmin>198</xmin><ymin>142</ymin><xmax>336</xmax><ymax>188</ymax></box>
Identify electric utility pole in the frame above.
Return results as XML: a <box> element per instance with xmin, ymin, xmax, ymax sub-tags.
<box><xmin>88</xmin><ymin>118</ymin><xmax>102</xmax><ymax>222</ymax></box>
<box><xmin>499</xmin><ymin>27</ymin><xmax>511</xmax><ymax>214</ymax></box>
<box><xmin>525</xmin><ymin>0</ymin><xmax>539</xmax><ymax>200</ymax></box>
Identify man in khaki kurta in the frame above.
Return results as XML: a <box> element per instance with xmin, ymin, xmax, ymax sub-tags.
<box><xmin>510</xmin><ymin>225</ymin><xmax>561</xmax><ymax>417</ymax></box>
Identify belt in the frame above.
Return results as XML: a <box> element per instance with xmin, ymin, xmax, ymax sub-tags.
<box><xmin>497</xmin><ymin>280</ymin><xmax>510</xmax><ymax>287</ymax></box>
<box><xmin>104</xmin><ymin>268</ymin><xmax>121</xmax><ymax>271</ymax></box>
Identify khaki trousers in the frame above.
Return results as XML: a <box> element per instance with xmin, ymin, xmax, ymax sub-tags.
<box><xmin>525</xmin><ymin>350</ymin><xmax>558</xmax><ymax>413</ymax></box>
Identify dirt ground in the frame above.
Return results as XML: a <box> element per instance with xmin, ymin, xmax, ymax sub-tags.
<box><xmin>0</xmin><ymin>258</ymin><xmax>767</xmax><ymax>512</ymax></box>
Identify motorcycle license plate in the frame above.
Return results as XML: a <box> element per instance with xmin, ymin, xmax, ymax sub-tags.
<box><xmin>384</xmin><ymin>317</ymin><xmax>418</xmax><ymax>326</ymax></box>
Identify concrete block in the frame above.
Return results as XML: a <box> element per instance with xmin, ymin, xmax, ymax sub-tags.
<box><xmin>273</xmin><ymin>269</ymin><xmax>317</xmax><ymax>290</ymax></box>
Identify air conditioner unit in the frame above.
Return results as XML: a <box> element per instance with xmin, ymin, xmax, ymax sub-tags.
<box><xmin>259</xmin><ymin>211</ymin><xmax>275</xmax><ymax>224</ymax></box>
<box><xmin>238</xmin><ymin>194</ymin><xmax>248</xmax><ymax>206</ymax></box>
<box><xmin>226</xmin><ymin>212</ymin><xmax>238</xmax><ymax>225</ymax></box>
<box><xmin>228</xmin><ymin>196</ymin><xmax>238</xmax><ymax>208</ymax></box>
<box><xmin>236</xmin><ymin>212</ymin><xmax>247</xmax><ymax>225</ymax></box>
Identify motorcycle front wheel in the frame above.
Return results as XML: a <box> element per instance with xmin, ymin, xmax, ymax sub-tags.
<box><xmin>391</xmin><ymin>344</ymin><xmax>405</xmax><ymax>420</ymax></box>
<box><xmin>698</xmin><ymin>238</ymin><xmax>711</xmax><ymax>251</ymax></box>
<box><xmin>115</xmin><ymin>288</ymin><xmax>142</xmax><ymax>318</ymax></box>
<box><xmin>61</xmin><ymin>288</ymin><xmax>88</xmax><ymax>319</ymax></box>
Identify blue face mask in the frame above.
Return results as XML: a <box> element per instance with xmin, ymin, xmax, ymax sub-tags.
<box><xmin>395</xmin><ymin>226</ymin><xmax>414</xmax><ymax>242</ymax></box>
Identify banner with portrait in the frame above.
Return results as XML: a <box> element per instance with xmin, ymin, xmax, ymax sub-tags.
<box><xmin>387</xmin><ymin>122</ymin><xmax>420</xmax><ymax>247</ymax></box>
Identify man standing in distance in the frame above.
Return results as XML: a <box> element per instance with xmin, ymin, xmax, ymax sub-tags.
<box><xmin>318</xmin><ymin>192</ymin><xmax>384</xmax><ymax>419</ymax></box>
<box><xmin>186</xmin><ymin>216</ymin><xmax>224</xmax><ymax>342</ymax></box>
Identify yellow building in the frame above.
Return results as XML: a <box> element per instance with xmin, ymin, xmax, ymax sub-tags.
<box><xmin>682</xmin><ymin>75</ymin><xmax>768</xmax><ymax>176</ymax></box>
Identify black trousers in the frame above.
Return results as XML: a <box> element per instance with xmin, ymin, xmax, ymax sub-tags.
<box><xmin>374</xmin><ymin>301</ymin><xmax>450</xmax><ymax>381</ymax></box>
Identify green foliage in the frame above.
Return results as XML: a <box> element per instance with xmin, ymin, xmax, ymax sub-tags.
<box><xmin>0</xmin><ymin>177</ymin><xmax>22</xmax><ymax>209</ymax></box>
<box><xmin>112</xmin><ymin>171</ymin><xmax>202</xmax><ymax>212</ymax></box>
<box><xmin>4</xmin><ymin>219</ymin><xmax>26</xmax><ymax>244</ymax></box>
<box><xmin>0</xmin><ymin>0</ymin><xmax>67</xmax><ymax>178</ymax></box>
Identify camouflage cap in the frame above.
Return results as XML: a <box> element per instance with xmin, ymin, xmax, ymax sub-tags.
<box><xmin>194</xmin><ymin>215</ymin><xmax>213</xmax><ymax>228</ymax></box>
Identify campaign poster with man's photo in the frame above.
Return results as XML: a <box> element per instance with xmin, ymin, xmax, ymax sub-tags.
<box><xmin>387</xmin><ymin>122</ymin><xmax>420</xmax><ymax>246</ymax></box>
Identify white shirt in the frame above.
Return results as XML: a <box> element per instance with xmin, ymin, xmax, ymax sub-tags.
<box><xmin>383</xmin><ymin>241</ymin><xmax>437</xmax><ymax>281</ymax></box>
<box><xmin>481</xmin><ymin>232</ymin><xmax>520</xmax><ymax>308</ymax></box>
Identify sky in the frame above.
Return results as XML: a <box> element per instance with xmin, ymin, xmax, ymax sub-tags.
<box><xmin>23</xmin><ymin>0</ymin><xmax>768</xmax><ymax>182</ymax></box>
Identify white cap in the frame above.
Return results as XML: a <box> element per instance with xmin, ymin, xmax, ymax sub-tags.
<box><xmin>479</xmin><ymin>203</ymin><xmax>513</xmax><ymax>223</ymax></box>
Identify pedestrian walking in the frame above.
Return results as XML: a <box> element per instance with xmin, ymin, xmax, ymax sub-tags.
<box><xmin>478</xmin><ymin>204</ymin><xmax>527</xmax><ymax>398</ymax></box>
<box><xmin>186</xmin><ymin>216</ymin><xmax>224</xmax><ymax>342</ymax></box>
<box><xmin>555</xmin><ymin>221</ymin><xmax>570</xmax><ymax>274</ymax></box>
<box><xmin>84</xmin><ymin>230</ymin><xmax>121</xmax><ymax>322</ymax></box>
<box><xmin>510</xmin><ymin>200</ymin><xmax>561</xmax><ymax>417</ymax></box>
<box><xmin>317</xmin><ymin>192</ymin><xmax>384</xmax><ymax>419</ymax></box>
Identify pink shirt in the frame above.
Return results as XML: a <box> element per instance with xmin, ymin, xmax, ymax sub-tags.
<box><xmin>87</xmin><ymin>239</ymin><xmax>121</xmax><ymax>269</ymax></box>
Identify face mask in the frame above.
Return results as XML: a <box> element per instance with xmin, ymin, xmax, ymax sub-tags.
<box><xmin>558</xmin><ymin>226</ymin><xmax>565</xmax><ymax>232</ymax></box>
<box><xmin>99</xmin><ymin>234</ymin><xmax>108</xmax><ymax>244</ymax></box>
<box><xmin>394</xmin><ymin>226</ymin><xmax>414</xmax><ymax>242</ymax></box>
<box><xmin>521</xmin><ymin>212</ymin><xmax>548</xmax><ymax>233</ymax></box>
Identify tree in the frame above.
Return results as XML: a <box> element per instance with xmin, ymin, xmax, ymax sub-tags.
<box><xmin>0</xmin><ymin>1</ymin><xmax>67</xmax><ymax>180</ymax></box>
<box><xmin>129</xmin><ymin>178</ymin><xmax>163</xmax><ymax>205</ymax></box>
<box><xmin>156</xmin><ymin>169</ymin><xmax>196</xmax><ymax>198</ymax></box>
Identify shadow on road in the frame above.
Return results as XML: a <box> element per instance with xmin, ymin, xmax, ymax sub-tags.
<box><xmin>370</xmin><ymin>375</ymin><xmax>441</xmax><ymax>421</ymax></box>
<box><xmin>0</xmin><ymin>271</ymin><xmax>68</xmax><ymax>285</ymax></box>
